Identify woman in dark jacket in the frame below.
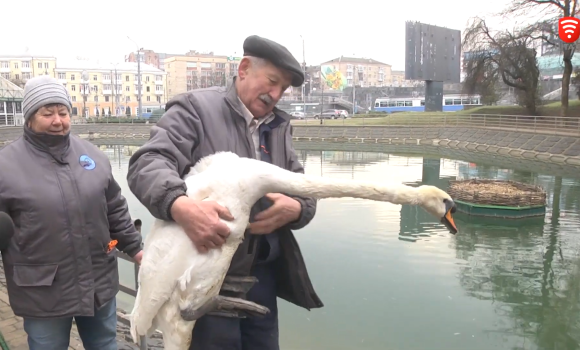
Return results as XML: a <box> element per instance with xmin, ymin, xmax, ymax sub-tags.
<box><xmin>0</xmin><ymin>75</ymin><xmax>143</xmax><ymax>350</ymax></box>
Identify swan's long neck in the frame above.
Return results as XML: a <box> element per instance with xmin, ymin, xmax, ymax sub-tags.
<box><xmin>256</xmin><ymin>162</ymin><xmax>421</xmax><ymax>206</ymax></box>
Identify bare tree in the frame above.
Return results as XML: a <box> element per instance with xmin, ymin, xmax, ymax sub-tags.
<box><xmin>463</xmin><ymin>18</ymin><xmax>541</xmax><ymax>114</ymax></box>
<box><xmin>502</xmin><ymin>0</ymin><xmax>579</xmax><ymax>116</ymax></box>
<box><xmin>571</xmin><ymin>65</ymin><xmax>580</xmax><ymax>98</ymax></box>
<box><xmin>9</xmin><ymin>79</ymin><xmax>25</xmax><ymax>88</ymax></box>
<box><xmin>462</xmin><ymin>53</ymin><xmax>504</xmax><ymax>105</ymax></box>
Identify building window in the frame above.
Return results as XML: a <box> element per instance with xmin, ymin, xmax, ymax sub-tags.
<box><xmin>0</xmin><ymin>62</ymin><xmax>9</xmax><ymax>68</ymax></box>
<box><xmin>94</xmin><ymin>96</ymin><xmax>99</xmax><ymax>102</ymax></box>
<box><xmin>146</xmin><ymin>86</ymin><xmax>150</xmax><ymax>92</ymax></box>
<box><xmin>126</xmin><ymin>96</ymin><xmax>130</xmax><ymax>102</ymax></box>
<box><xmin>44</xmin><ymin>62</ymin><xmax>49</xmax><ymax>69</ymax></box>
<box><xmin>125</xmin><ymin>75</ymin><xmax>129</xmax><ymax>81</ymax></box>
<box><xmin>14</xmin><ymin>63</ymin><xmax>18</xmax><ymax>69</ymax></box>
<box><xmin>93</xmin><ymin>75</ymin><xmax>97</xmax><ymax>81</ymax></box>
<box><xmin>72</xmin><ymin>96</ymin><xmax>76</xmax><ymax>102</ymax></box>
<box><xmin>22</xmin><ymin>61</ymin><xmax>30</xmax><ymax>68</ymax></box>
<box><xmin>71</xmin><ymin>74</ymin><xmax>76</xmax><ymax>81</ymax></box>
<box><xmin>105</xmin><ymin>96</ymin><xmax>110</xmax><ymax>102</ymax></box>
<box><xmin>103</xmin><ymin>74</ymin><xmax>110</xmax><ymax>81</ymax></box>
<box><xmin>146</xmin><ymin>76</ymin><xmax>150</xmax><ymax>82</ymax></box>
<box><xmin>156</xmin><ymin>96</ymin><xmax>161</xmax><ymax>103</ymax></box>
<box><xmin>22</xmin><ymin>73</ymin><xmax>31</xmax><ymax>80</ymax></box>
<box><xmin>58</xmin><ymin>73</ymin><xmax>66</xmax><ymax>79</ymax></box>
<box><xmin>92</xmin><ymin>85</ymin><xmax>98</xmax><ymax>93</ymax></box>
<box><xmin>125</xmin><ymin>86</ymin><xmax>130</xmax><ymax>91</ymax></box>
<box><xmin>37</xmin><ymin>62</ymin><xmax>43</xmax><ymax>69</ymax></box>
<box><xmin>155</xmin><ymin>75</ymin><xmax>162</xmax><ymax>81</ymax></box>
<box><xmin>71</xmin><ymin>85</ymin><xmax>76</xmax><ymax>91</ymax></box>
<box><xmin>146</xmin><ymin>96</ymin><xmax>150</xmax><ymax>102</ymax></box>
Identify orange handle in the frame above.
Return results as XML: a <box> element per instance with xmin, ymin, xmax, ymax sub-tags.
<box><xmin>106</xmin><ymin>240</ymin><xmax>118</xmax><ymax>253</ymax></box>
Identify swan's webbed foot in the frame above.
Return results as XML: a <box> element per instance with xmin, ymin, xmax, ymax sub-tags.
<box><xmin>221</xmin><ymin>275</ymin><xmax>259</xmax><ymax>294</ymax></box>
<box><xmin>180</xmin><ymin>295</ymin><xmax>270</xmax><ymax>321</ymax></box>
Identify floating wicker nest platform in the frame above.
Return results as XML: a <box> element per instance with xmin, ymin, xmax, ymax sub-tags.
<box><xmin>447</xmin><ymin>179</ymin><xmax>547</xmax><ymax>208</ymax></box>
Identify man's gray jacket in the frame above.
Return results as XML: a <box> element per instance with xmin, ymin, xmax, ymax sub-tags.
<box><xmin>127</xmin><ymin>80</ymin><xmax>323</xmax><ymax>310</ymax></box>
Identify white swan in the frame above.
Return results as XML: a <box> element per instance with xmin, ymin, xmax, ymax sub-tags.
<box><xmin>129</xmin><ymin>151</ymin><xmax>458</xmax><ymax>350</ymax></box>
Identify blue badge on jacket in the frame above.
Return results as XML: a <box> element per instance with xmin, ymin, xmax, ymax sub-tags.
<box><xmin>79</xmin><ymin>155</ymin><xmax>96</xmax><ymax>170</ymax></box>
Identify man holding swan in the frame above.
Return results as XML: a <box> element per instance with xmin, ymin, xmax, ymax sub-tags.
<box><xmin>127</xmin><ymin>35</ymin><xmax>322</xmax><ymax>349</ymax></box>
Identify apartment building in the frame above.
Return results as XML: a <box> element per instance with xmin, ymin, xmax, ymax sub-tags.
<box><xmin>305</xmin><ymin>65</ymin><xmax>322</xmax><ymax>93</ymax></box>
<box><xmin>54</xmin><ymin>60</ymin><xmax>167</xmax><ymax>118</ymax></box>
<box><xmin>126</xmin><ymin>50</ymin><xmax>182</xmax><ymax>71</ymax></box>
<box><xmin>0</xmin><ymin>54</ymin><xmax>57</xmax><ymax>86</ymax></box>
<box><xmin>164</xmin><ymin>53</ymin><xmax>238</xmax><ymax>100</ymax></box>
<box><xmin>320</xmin><ymin>56</ymin><xmax>392</xmax><ymax>89</ymax></box>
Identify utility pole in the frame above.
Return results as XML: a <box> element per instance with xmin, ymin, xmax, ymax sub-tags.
<box><xmin>127</xmin><ymin>36</ymin><xmax>143</xmax><ymax>119</ymax></box>
<box><xmin>110</xmin><ymin>69</ymin><xmax>115</xmax><ymax>117</ymax></box>
<box><xmin>353</xmin><ymin>71</ymin><xmax>356</xmax><ymax>115</ymax></box>
<box><xmin>137</xmin><ymin>49</ymin><xmax>142</xmax><ymax>119</ymax></box>
<box><xmin>300</xmin><ymin>35</ymin><xmax>306</xmax><ymax>117</ymax></box>
<box><xmin>81</xmin><ymin>70</ymin><xmax>88</xmax><ymax>119</ymax></box>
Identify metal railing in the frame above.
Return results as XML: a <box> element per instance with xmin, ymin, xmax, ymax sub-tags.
<box><xmin>117</xmin><ymin>251</ymin><xmax>148</xmax><ymax>350</ymax></box>
<box><xmin>116</xmin><ymin>218</ymin><xmax>148</xmax><ymax>350</ymax></box>
<box><xmin>290</xmin><ymin>114</ymin><xmax>580</xmax><ymax>137</ymax></box>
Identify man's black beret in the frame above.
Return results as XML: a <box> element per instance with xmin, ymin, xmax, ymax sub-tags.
<box><xmin>243</xmin><ymin>35</ymin><xmax>305</xmax><ymax>87</ymax></box>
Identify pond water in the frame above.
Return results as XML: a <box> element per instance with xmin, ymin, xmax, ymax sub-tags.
<box><xmin>102</xmin><ymin>144</ymin><xmax>580</xmax><ymax>350</ymax></box>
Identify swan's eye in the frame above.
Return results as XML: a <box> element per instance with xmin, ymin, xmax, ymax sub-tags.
<box><xmin>443</xmin><ymin>198</ymin><xmax>448</xmax><ymax>203</ymax></box>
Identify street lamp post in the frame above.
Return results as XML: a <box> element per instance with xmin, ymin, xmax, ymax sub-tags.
<box><xmin>81</xmin><ymin>70</ymin><xmax>89</xmax><ymax>120</ymax></box>
<box><xmin>300</xmin><ymin>35</ymin><xmax>306</xmax><ymax>117</ymax></box>
<box><xmin>136</xmin><ymin>49</ymin><xmax>142</xmax><ymax>119</ymax></box>
<box><xmin>127</xmin><ymin>36</ymin><xmax>143</xmax><ymax>119</ymax></box>
<box><xmin>110</xmin><ymin>62</ymin><xmax>121</xmax><ymax>119</ymax></box>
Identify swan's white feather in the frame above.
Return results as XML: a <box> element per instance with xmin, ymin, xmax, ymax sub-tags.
<box><xmin>129</xmin><ymin>151</ymin><xmax>454</xmax><ymax>350</ymax></box>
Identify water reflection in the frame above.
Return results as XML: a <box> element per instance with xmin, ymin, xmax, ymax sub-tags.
<box><xmin>95</xmin><ymin>143</ymin><xmax>580</xmax><ymax>350</ymax></box>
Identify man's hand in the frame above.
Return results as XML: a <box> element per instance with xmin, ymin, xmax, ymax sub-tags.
<box><xmin>171</xmin><ymin>196</ymin><xmax>235</xmax><ymax>253</ymax></box>
<box><xmin>249</xmin><ymin>193</ymin><xmax>301</xmax><ymax>234</ymax></box>
<box><xmin>133</xmin><ymin>250</ymin><xmax>144</xmax><ymax>265</ymax></box>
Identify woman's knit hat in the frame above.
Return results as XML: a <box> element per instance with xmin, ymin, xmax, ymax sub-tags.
<box><xmin>22</xmin><ymin>76</ymin><xmax>72</xmax><ymax>121</ymax></box>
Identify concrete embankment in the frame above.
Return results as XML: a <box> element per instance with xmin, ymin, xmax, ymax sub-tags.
<box><xmin>1</xmin><ymin>124</ymin><xmax>578</xmax><ymax>167</ymax></box>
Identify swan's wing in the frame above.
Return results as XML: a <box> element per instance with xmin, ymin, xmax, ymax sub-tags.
<box><xmin>177</xmin><ymin>245</ymin><xmax>231</xmax><ymax>308</ymax></box>
<box><xmin>131</xmin><ymin>220</ymin><xmax>197</xmax><ymax>337</ymax></box>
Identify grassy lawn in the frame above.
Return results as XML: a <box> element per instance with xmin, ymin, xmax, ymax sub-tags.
<box><xmin>290</xmin><ymin>101</ymin><xmax>580</xmax><ymax>127</ymax></box>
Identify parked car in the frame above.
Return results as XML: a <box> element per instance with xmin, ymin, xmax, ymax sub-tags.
<box><xmin>338</xmin><ymin>110</ymin><xmax>349</xmax><ymax>118</ymax></box>
<box><xmin>313</xmin><ymin>109</ymin><xmax>343</xmax><ymax>119</ymax></box>
<box><xmin>290</xmin><ymin>111</ymin><xmax>305</xmax><ymax>119</ymax></box>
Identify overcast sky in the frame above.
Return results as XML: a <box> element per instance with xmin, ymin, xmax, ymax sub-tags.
<box><xmin>3</xmin><ymin>0</ymin><xmax>529</xmax><ymax>70</ymax></box>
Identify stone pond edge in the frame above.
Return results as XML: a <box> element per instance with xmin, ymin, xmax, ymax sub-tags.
<box><xmin>0</xmin><ymin>124</ymin><xmax>578</xmax><ymax>167</ymax></box>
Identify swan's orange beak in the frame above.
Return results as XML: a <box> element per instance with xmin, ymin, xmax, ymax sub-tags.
<box><xmin>441</xmin><ymin>199</ymin><xmax>458</xmax><ymax>234</ymax></box>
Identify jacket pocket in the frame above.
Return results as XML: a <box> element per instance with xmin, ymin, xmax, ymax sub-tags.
<box><xmin>12</xmin><ymin>264</ymin><xmax>61</xmax><ymax>313</ymax></box>
<box><xmin>95</xmin><ymin>249</ymin><xmax>118</xmax><ymax>309</ymax></box>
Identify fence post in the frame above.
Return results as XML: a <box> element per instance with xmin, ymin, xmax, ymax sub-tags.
<box><xmin>129</xmin><ymin>218</ymin><xmax>148</xmax><ymax>350</ymax></box>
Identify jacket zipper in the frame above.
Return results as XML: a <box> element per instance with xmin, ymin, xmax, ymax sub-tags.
<box><xmin>53</xmin><ymin>162</ymin><xmax>83</xmax><ymax>308</ymax></box>
<box><xmin>243</xmin><ymin>120</ymin><xmax>258</xmax><ymax>256</ymax></box>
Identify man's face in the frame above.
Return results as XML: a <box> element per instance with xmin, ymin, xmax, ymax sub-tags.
<box><xmin>237</xmin><ymin>58</ymin><xmax>292</xmax><ymax>118</ymax></box>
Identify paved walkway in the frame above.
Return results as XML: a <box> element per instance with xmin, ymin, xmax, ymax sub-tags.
<box><xmin>0</xmin><ymin>262</ymin><xmax>151</xmax><ymax>350</ymax></box>
<box><xmin>0</xmin><ymin>265</ymin><xmax>85</xmax><ymax>349</ymax></box>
